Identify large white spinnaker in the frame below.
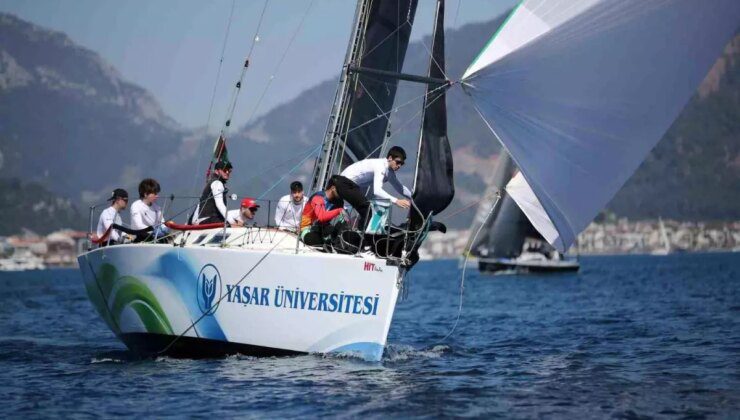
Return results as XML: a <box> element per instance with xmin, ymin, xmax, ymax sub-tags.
<box><xmin>462</xmin><ymin>0</ymin><xmax>740</xmax><ymax>251</ymax></box>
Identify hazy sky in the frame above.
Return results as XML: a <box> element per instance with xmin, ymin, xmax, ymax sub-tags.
<box><xmin>0</xmin><ymin>0</ymin><xmax>515</xmax><ymax>130</ymax></box>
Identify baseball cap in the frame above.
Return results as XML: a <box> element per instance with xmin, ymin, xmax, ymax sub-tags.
<box><xmin>107</xmin><ymin>188</ymin><xmax>128</xmax><ymax>201</ymax></box>
<box><xmin>240</xmin><ymin>197</ymin><xmax>260</xmax><ymax>209</ymax></box>
<box><xmin>214</xmin><ymin>161</ymin><xmax>233</xmax><ymax>170</ymax></box>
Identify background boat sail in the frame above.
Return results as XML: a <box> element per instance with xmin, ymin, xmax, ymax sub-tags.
<box><xmin>77</xmin><ymin>0</ymin><xmax>453</xmax><ymax>362</ymax></box>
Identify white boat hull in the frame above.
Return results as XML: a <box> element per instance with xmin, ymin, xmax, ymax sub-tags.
<box><xmin>78</xmin><ymin>241</ymin><xmax>402</xmax><ymax>361</ymax></box>
<box><xmin>478</xmin><ymin>255</ymin><xmax>580</xmax><ymax>275</ymax></box>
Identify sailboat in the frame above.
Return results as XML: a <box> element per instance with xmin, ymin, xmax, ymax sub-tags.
<box><xmin>468</xmin><ymin>151</ymin><xmax>579</xmax><ymax>275</ymax></box>
<box><xmin>77</xmin><ymin>0</ymin><xmax>739</xmax><ymax>361</ymax></box>
<box><xmin>651</xmin><ymin>217</ymin><xmax>672</xmax><ymax>256</ymax></box>
<box><xmin>77</xmin><ymin>0</ymin><xmax>454</xmax><ymax>362</ymax></box>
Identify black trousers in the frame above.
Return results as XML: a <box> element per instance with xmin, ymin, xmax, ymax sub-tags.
<box><xmin>333</xmin><ymin>175</ymin><xmax>370</xmax><ymax>229</ymax></box>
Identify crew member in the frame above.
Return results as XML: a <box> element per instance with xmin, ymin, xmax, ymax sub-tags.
<box><xmin>196</xmin><ymin>161</ymin><xmax>232</xmax><ymax>224</ymax></box>
<box><xmin>130</xmin><ymin>178</ymin><xmax>169</xmax><ymax>238</ymax></box>
<box><xmin>275</xmin><ymin>181</ymin><xmax>307</xmax><ymax>232</ymax></box>
<box><xmin>300</xmin><ymin>176</ymin><xmax>344</xmax><ymax>246</ymax></box>
<box><xmin>227</xmin><ymin>197</ymin><xmax>260</xmax><ymax>227</ymax></box>
<box><xmin>93</xmin><ymin>188</ymin><xmax>128</xmax><ymax>245</ymax></box>
<box><xmin>335</xmin><ymin>146</ymin><xmax>412</xmax><ymax>229</ymax></box>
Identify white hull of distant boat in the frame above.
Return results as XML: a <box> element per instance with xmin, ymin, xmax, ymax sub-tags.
<box><xmin>479</xmin><ymin>252</ymin><xmax>579</xmax><ymax>275</ymax></box>
<box><xmin>77</xmin><ymin>229</ymin><xmax>402</xmax><ymax>361</ymax></box>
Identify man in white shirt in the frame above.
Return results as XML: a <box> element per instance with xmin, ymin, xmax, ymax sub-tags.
<box><xmin>226</xmin><ymin>197</ymin><xmax>260</xmax><ymax>227</ymax></box>
<box><xmin>274</xmin><ymin>181</ymin><xmax>307</xmax><ymax>232</ymax></box>
<box><xmin>336</xmin><ymin>146</ymin><xmax>412</xmax><ymax>229</ymax></box>
<box><xmin>93</xmin><ymin>188</ymin><xmax>128</xmax><ymax>245</ymax></box>
<box><xmin>196</xmin><ymin>161</ymin><xmax>232</xmax><ymax>224</ymax></box>
<box><xmin>130</xmin><ymin>178</ymin><xmax>169</xmax><ymax>239</ymax></box>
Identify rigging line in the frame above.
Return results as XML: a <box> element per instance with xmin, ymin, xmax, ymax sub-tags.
<box><xmin>257</xmin><ymin>144</ymin><xmax>320</xmax><ymax>199</ymax></box>
<box><xmin>437</xmin><ymin>192</ymin><xmax>501</xmax><ymax>344</ymax></box>
<box><xmin>243</xmin><ymin>0</ymin><xmax>315</xmax><ymax>126</ymax></box>
<box><xmin>344</xmin><ymin>81</ymin><xmax>449</xmax><ymax>139</ymax></box>
<box><xmin>451</xmin><ymin>0</ymin><xmax>462</xmax><ymax>30</ymax></box>
<box><xmin>357</xmin><ymin>78</ymin><xmax>392</xmax><ymax>126</ymax></box>
<box><xmin>191</xmin><ymin>0</ymin><xmax>237</xmax><ymax>193</ymax></box>
<box><xmin>359</xmin><ymin>17</ymin><xmax>410</xmax><ymax>61</ymax></box>
<box><xmin>419</xmin><ymin>39</ymin><xmax>450</xmax><ymax>81</ymax></box>
<box><xmin>220</xmin><ymin>0</ymin><xmax>270</xmax><ymax>134</ymax></box>
<box><xmin>155</xmin><ymin>234</ymin><xmax>287</xmax><ymax>356</ymax></box>
<box><xmin>239</xmin><ymin>143</ymin><xmax>321</xmax><ymax>187</ymax></box>
<box><xmin>437</xmin><ymin>196</ymin><xmax>486</xmax><ymax>221</ymax></box>
<box><xmin>350</xmin><ymin>81</ymin><xmax>449</xmax><ymax>164</ymax></box>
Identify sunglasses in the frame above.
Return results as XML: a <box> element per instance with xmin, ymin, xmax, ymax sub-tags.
<box><xmin>394</xmin><ymin>159</ymin><xmax>405</xmax><ymax>166</ymax></box>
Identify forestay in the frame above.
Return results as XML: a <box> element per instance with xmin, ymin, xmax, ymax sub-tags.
<box><xmin>462</xmin><ymin>0</ymin><xmax>740</xmax><ymax>251</ymax></box>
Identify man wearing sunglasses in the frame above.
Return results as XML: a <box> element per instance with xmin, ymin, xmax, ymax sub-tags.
<box><xmin>335</xmin><ymin>145</ymin><xmax>412</xmax><ymax>229</ymax></box>
<box><xmin>195</xmin><ymin>160</ymin><xmax>233</xmax><ymax>224</ymax></box>
<box><xmin>93</xmin><ymin>188</ymin><xmax>128</xmax><ymax>244</ymax></box>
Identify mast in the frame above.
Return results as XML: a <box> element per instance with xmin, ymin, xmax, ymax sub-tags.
<box><xmin>310</xmin><ymin>0</ymin><xmax>369</xmax><ymax>192</ymax></box>
<box><xmin>311</xmin><ymin>0</ymin><xmax>425</xmax><ymax>192</ymax></box>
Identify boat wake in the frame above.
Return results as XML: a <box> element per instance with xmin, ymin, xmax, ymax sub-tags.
<box><xmin>382</xmin><ymin>344</ymin><xmax>450</xmax><ymax>362</ymax></box>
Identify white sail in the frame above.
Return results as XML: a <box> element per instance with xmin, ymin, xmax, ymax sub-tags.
<box><xmin>463</xmin><ymin>0</ymin><xmax>600</xmax><ymax>80</ymax></box>
<box><xmin>462</xmin><ymin>0</ymin><xmax>740</xmax><ymax>251</ymax></box>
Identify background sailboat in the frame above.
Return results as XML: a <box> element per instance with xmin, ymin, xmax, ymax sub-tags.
<box><xmin>468</xmin><ymin>151</ymin><xmax>579</xmax><ymax>274</ymax></box>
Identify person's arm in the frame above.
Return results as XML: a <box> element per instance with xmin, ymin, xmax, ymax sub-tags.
<box><xmin>312</xmin><ymin>197</ymin><xmax>342</xmax><ymax>223</ymax></box>
<box><xmin>110</xmin><ymin>213</ymin><xmax>122</xmax><ymax>242</ymax></box>
<box><xmin>387</xmin><ymin>171</ymin><xmax>412</xmax><ymax>198</ymax></box>
<box><xmin>372</xmin><ymin>162</ymin><xmax>397</xmax><ymax>203</ymax></box>
<box><xmin>274</xmin><ymin>198</ymin><xmax>288</xmax><ymax>227</ymax></box>
<box><xmin>211</xmin><ymin>180</ymin><xmax>227</xmax><ymax>219</ymax></box>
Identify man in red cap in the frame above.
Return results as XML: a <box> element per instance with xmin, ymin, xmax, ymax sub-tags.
<box><xmin>227</xmin><ymin>197</ymin><xmax>260</xmax><ymax>227</ymax></box>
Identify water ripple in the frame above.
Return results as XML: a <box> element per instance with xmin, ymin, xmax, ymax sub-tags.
<box><xmin>0</xmin><ymin>255</ymin><xmax>738</xmax><ymax>417</ymax></box>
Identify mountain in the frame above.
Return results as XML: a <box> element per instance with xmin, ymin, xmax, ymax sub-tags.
<box><xmin>0</xmin><ymin>13</ymin><xmax>199</xmax><ymax>204</ymax></box>
<box><xmin>0</xmin><ymin>12</ymin><xmax>737</xmax><ymax>236</ymax></box>
<box><xmin>608</xmin><ymin>34</ymin><xmax>740</xmax><ymax>220</ymax></box>
<box><xmin>0</xmin><ymin>178</ymin><xmax>83</xmax><ymax>235</ymax></box>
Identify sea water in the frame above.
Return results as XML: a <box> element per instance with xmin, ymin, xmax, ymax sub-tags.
<box><xmin>1</xmin><ymin>253</ymin><xmax>738</xmax><ymax>417</ymax></box>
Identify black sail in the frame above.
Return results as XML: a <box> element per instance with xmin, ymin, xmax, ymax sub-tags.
<box><xmin>411</xmin><ymin>0</ymin><xmax>454</xmax><ymax>223</ymax></box>
<box><xmin>341</xmin><ymin>0</ymin><xmax>419</xmax><ymax>164</ymax></box>
<box><xmin>469</xmin><ymin>151</ymin><xmax>515</xmax><ymax>257</ymax></box>
<box><xmin>486</xmin><ymin>194</ymin><xmax>536</xmax><ymax>258</ymax></box>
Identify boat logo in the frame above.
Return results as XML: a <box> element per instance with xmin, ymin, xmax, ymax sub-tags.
<box><xmin>196</xmin><ymin>264</ymin><xmax>222</xmax><ymax>315</ymax></box>
<box><xmin>363</xmin><ymin>261</ymin><xmax>382</xmax><ymax>272</ymax></box>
